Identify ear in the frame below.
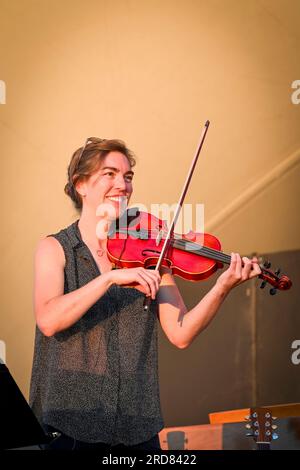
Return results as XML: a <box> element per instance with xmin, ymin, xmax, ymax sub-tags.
<box><xmin>74</xmin><ymin>176</ymin><xmax>87</xmax><ymax>197</ymax></box>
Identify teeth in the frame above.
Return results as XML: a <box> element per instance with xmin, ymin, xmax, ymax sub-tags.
<box><xmin>107</xmin><ymin>196</ymin><xmax>127</xmax><ymax>202</ymax></box>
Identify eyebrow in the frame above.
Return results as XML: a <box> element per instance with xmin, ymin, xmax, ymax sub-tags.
<box><xmin>101</xmin><ymin>166</ymin><xmax>134</xmax><ymax>176</ymax></box>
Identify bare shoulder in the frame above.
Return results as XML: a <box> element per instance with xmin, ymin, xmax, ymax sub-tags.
<box><xmin>34</xmin><ymin>236</ymin><xmax>66</xmax><ymax>328</ymax></box>
<box><xmin>35</xmin><ymin>236</ymin><xmax>65</xmax><ymax>268</ymax></box>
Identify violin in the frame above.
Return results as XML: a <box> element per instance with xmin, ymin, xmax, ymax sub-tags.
<box><xmin>107</xmin><ymin>208</ymin><xmax>292</xmax><ymax>294</ymax></box>
<box><xmin>107</xmin><ymin>121</ymin><xmax>292</xmax><ymax>309</ymax></box>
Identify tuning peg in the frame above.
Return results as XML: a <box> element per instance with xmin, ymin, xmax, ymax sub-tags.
<box><xmin>270</xmin><ymin>288</ymin><xmax>277</xmax><ymax>295</ymax></box>
<box><xmin>260</xmin><ymin>281</ymin><xmax>267</xmax><ymax>289</ymax></box>
<box><xmin>272</xmin><ymin>432</ymin><xmax>279</xmax><ymax>440</ymax></box>
<box><xmin>244</xmin><ymin>415</ymin><xmax>250</xmax><ymax>420</ymax></box>
<box><xmin>245</xmin><ymin>424</ymin><xmax>251</xmax><ymax>429</ymax></box>
<box><xmin>274</xmin><ymin>268</ymin><xmax>281</xmax><ymax>276</ymax></box>
<box><xmin>272</xmin><ymin>425</ymin><xmax>278</xmax><ymax>430</ymax></box>
<box><xmin>246</xmin><ymin>432</ymin><xmax>254</xmax><ymax>437</ymax></box>
<box><xmin>264</xmin><ymin>261</ymin><xmax>271</xmax><ymax>269</ymax></box>
<box><xmin>272</xmin><ymin>416</ymin><xmax>277</xmax><ymax>421</ymax></box>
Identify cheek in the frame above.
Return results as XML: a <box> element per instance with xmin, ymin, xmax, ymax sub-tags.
<box><xmin>98</xmin><ymin>180</ymin><xmax>113</xmax><ymax>194</ymax></box>
<box><xmin>127</xmin><ymin>182</ymin><xmax>133</xmax><ymax>194</ymax></box>
<box><xmin>88</xmin><ymin>184</ymin><xmax>109</xmax><ymax>203</ymax></box>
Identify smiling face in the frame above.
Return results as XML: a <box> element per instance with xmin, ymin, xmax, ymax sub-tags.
<box><xmin>76</xmin><ymin>151</ymin><xmax>134</xmax><ymax>219</ymax></box>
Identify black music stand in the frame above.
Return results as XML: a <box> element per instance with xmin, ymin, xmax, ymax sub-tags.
<box><xmin>0</xmin><ymin>361</ymin><xmax>51</xmax><ymax>449</ymax></box>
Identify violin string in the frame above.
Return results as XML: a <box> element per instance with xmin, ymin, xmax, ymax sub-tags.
<box><xmin>113</xmin><ymin>228</ymin><xmax>232</xmax><ymax>264</ymax></box>
<box><xmin>113</xmin><ymin>227</ymin><xmax>265</xmax><ymax>269</ymax></box>
<box><xmin>143</xmin><ymin>229</ymin><xmax>262</xmax><ymax>268</ymax></box>
<box><xmin>114</xmin><ymin>227</ymin><xmax>229</xmax><ymax>262</ymax></box>
<box><xmin>173</xmin><ymin>239</ymin><xmax>231</xmax><ymax>264</ymax></box>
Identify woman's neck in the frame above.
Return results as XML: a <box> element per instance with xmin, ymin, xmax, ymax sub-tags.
<box><xmin>78</xmin><ymin>210</ymin><xmax>108</xmax><ymax>252</ymax></box>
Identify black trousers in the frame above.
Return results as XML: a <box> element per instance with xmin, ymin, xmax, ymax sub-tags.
<box><xmin>42</xmin><ymin>424</ymin><xmax>161</xmax><ymax>451</ymax></box>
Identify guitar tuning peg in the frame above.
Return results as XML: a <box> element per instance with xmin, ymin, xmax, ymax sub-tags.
<box><xmin>244</xmin><ymin>415</ymin><xmax>250</xmax><ymax>420</ymax></box>
<box><xmin>264</xmin><ymin>260</ymin><xmax>271</xmax><ymax>269</ymax></box>
<box><xmin>260</xmin><ymin>281</ymin><xmax>267</xmax><ymax>289</ymax></box>
<box><xmin>274</xmin><ymin>268</ymin><xmax>281</xmax><ymax>276</ymax></box>
<box><xmin>272</xmin><ymin>432</ymin><xmax>279</xmax><ymax>440</ymax></box>
<box><xmin>272</xmin><ymin>425</ymin><xmax>278</xmax><ymax>430</ymax></box>
<box><xmin>272</xmin><ymin>416</ymin><xmax>277</xmax><ymax>420</ymax></box>
<box><xmin>270</xmin><ymin>288</ymin><xmax>277</xmax><ymax>295</ymax></box>
<box><xmin>245</xmin><ymin>424</ymin><xmax>251</xmax><ymax>429</ymax></box>
<box><xmin>246</xmin><ymin>432</ymin><xmax>254</xmax><ymax>437</ymax></box>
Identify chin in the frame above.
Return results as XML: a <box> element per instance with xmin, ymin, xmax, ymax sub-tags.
<box><xmin>107</xmin><ymin>203</ymin><xmax>127</xmax><ymax>221</ymax></box>
<box><xmin>96</xmin><ymin>197</ymin><xmax>129</xmax><ymax>222</ymax></box>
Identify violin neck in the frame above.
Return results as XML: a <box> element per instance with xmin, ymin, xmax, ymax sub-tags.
<box><xmin>172</xmin><ymin>238</ymin><xmax>231</xmax><ymax>265</ymax></box>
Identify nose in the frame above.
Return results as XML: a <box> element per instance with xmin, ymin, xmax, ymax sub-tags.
<box><xmin>114</xmin><ymin>173</ymin><xmax>127</xmax><ymax>191</ymax></box>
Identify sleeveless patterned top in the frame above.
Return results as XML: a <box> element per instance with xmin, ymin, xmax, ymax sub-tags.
<box><xmin>29</xmin><ymin>219</ymin><xmax>164</xmax><ymax>445</ymax></box>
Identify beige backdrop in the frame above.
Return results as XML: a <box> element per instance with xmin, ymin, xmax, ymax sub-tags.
<box><xmin>0</xmin><ymin>0</ymin><xmax>299</xmax><ymax>401</ymax></box>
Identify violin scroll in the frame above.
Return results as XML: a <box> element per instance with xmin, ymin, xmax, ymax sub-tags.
<box><xmin>258</xmin><ymin>260</ymin><xmax>292</xmax><ymax>295</ymax></box>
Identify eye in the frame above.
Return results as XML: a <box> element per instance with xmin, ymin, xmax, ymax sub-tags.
<box><xmin>104</xmin><ymin>171</ymin><xmax>115</xmax><ymax>177</ymax></box>
<box><xmin>125</xmin><ymin>175</ymin><xmax>133</xmax><ymax>183</ymax></box>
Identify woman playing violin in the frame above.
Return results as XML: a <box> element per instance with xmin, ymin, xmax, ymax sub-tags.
<box><xmin>29</xmin><ymin>138</ymin><xmax>261</xmax><ymax>450</ymax></box>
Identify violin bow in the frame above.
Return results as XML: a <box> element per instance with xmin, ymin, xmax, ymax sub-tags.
<box><xmin>143</xmin><ymin>120</ymin><xmax>210</xmax><ymax>311</ymax></box>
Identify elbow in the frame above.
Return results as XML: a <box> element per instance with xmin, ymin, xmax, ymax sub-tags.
<box><xmin>164</xmin><ymin>329</ymin><xmax>191</xmax><ymax>349</ymax></box>
<box><xmin>38</xmin><ymin>323</ymin><xmax>56</xmax><ymax>337</ymax></box>
<box><xmin>42</xmin><ymin>328</ymin><xmax>56</xmax><ymax>338</ymax></box>
<box><xmin>36</xmin><ymin>316</ymin><xmax>56</xmax><ymax>337</ymax></box>
<box><xmin>176</xmin><ymin>341</ymin><xmax>190</xmax><ymax>350</ymax></box>
<box><xmin>170</xmin><ymin>335</ymin><xmax>190</xmax><ymax>350</ymax></box>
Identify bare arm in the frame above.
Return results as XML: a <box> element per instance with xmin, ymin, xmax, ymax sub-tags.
<box><xmin>34</xmin><ymin>237</ymin><xmax>114</xmax><ymax>337</ymax></box>
<box><xmin>157</xmin><ymin>253</ymin><xmax>262</xmax><ymax>349</ymax></box>
<box><xmin>157</xmin><ymin>274</ymin><xmax>229</xmax><ymax>349</ymax></box>
<box><xmin>34</xmin><ymin>236</ymin><xmax>162</xmax><ymax>337</ymax></box>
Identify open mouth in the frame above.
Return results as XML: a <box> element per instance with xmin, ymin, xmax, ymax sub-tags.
<box><xmin>106</xmin><ymin>196</ymin><xmax>128</xmax><ymax>203</ymax></box>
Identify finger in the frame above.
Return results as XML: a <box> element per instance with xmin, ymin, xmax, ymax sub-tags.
<box><xmin>139</xmin><ymin>267</ymin><xmax>161</xmax><ymax>279</ymax></box>
<box><xmin>235</xmin><ymin>253</ymin><xmax>242</xmax><ymax>277</ymax></box>
<box><xmin>146</xmin><ymin>271</ymin><xmax>161</xmax><ymax>297</ymax></box>
<box><xmin>142</xmin><ymin>269</ymin><xmax>161</xmax><ymax>291</ymax></box>
<box><xmin>249</xmin><ymin>261</ymin><xmax>262</xmax><ymax>278</ymax></box>
<box><xmin>241</xmin><ymin>256</ymin><xmax>252</xmax><ymax>280</ymax></box>
<box><xmin>230</xmin><ymin>252</ymin><xmax>237</xmax><ymax>270</ymax></box>
<box><xmin>139</xmin><ymin>271</ymin><xmax>159</xmax><ymax>299</ymax></box>
<box><xmin>146</xmin><ymin>269</ymin><xmax>161</xmax><ymax>285</ymax></box>
<box><xmin>251</xmin><ymin>258</ymin><xmax>261</xmax><ymax>272</ymax></box>
<box><xmin>137</xmin><ymin>273</ymin><xmax>151</xmax><ymax>297</ymax></box>
<box><xmin>153</xmin><ymin>269</ymin><xmax>162</xmax><ymax>284</ymax></box>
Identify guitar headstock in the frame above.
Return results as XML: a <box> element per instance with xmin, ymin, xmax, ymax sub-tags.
<box><xmin>258</xmin><ymin>259</ymin><xmax>292</xmax><ymax>295</ymax></box>
<box><xmin>245</xmin><ymin>407</ymin><xmax>278</xmax><ymax>449</ymax></box>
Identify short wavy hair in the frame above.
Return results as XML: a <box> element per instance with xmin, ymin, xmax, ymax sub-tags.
<box><xmin>64</xmin><ymin>139</ymin><xmax>136</xmax><ymax>211</ymax></box>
